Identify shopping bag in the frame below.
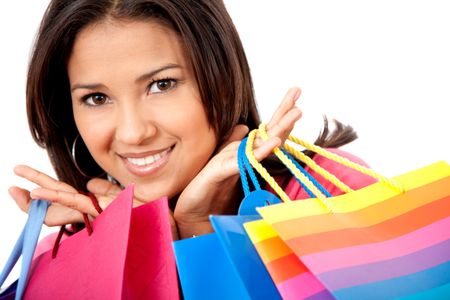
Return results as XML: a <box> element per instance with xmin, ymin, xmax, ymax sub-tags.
<box><xmin>0</xmin><ymin>281</ymin><xmax>17</xmax><ymax>300</ymax></box>
<box><xmin>172</xmin><ymin>138</ymin><xmax>282</xmax><ymax>300</ymax></box>
<box><xmin>0</xmin><ymin>200</ymin><xmax>49</xmax><ymax>300</ymax></box>
<box><xmin>249</xmin><ymin>124</ymin><xmax>450</xmax><ymax>299</ymax></box>
<box><xmin>23</xmin><ymin>185</ymin><xmax>178</xmax><ymax>300</ymax></box>
<box><xmin>240</xmin><ymin>130</ymin><xmax>335</xmax><ymax>300</ymax></box>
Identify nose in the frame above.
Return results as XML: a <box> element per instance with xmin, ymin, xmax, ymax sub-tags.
<box><xmin>114</xmin><ymin>102</ymin><xmax>156</xmax><ymax>145</ymax></box>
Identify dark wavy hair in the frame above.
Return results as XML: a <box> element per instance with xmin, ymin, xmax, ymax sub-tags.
<box><xmin>27</xmin><ymin>0</ymin><xmax>357</xmax><ymax>193</ymax></box>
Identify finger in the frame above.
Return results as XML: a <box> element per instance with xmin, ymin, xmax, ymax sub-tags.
<box><xmin>253</xmin><ymin>137</ymin><xmax>282</xmax><ymax>161</ymax></box>
<box><xmin>214</xmin><ymin>137</ymin><xmax>281</xmax><ymax>180</ymax></box>
<box><xmin>168</xmin><ymin>210</ymin><xmax>179</xmax><ymax>240</ymax></box>
<box><xmin>8</xmin><ymin>186</ymin><xmax>32</xmax><ymax>213</ymax></box>
<box><xmin>14</xmin><ymin>165</ymin><xmax>77</xmax><ymax>193</ymax></box>
<box><xmin>45</xmin><ymin>205</ymin><xmax>85</xmax><ymax>226</ymax></box>
<box><xmin>227</xmin><ymin>124</ymin><xmax>249</xmax><ymax>142</ymax></box>
<box><xmin>265</xmin><ymin>106</ymin><xmax>302</xmax><ymax>140</ymax></box>
<box><xmin>254</xmin><ymin>107</ymin><xmax>301</xmax><ymax>148</ymax></box>
<box><xmin>87</xmin><ymin>178</ymin><xmax>122</xmax><ymax>210</ymax></box>
<box><xmin>87</xmin><ymin>178</ymin><xmax>121</xmax><ymax>196</ymax></box>
<box><xmin>266</xmin><ymin>87</ymin><xmax>301</xmax><ymax>129</ymax></box>
<box><xmin>217</xmin><ymin>124</ymin><xmax>249</xmax><ymax>152</ymax></box>
<box><xmin>216</xmin><ymin>139</ymin><xmax>242</xmax><ymax>155</ymax></box>
<box><xmin>9</xmin><ymin>186</ymin><xmax>85</xmax><ymax>226</ymax></box>
<box><xmin>30</xmin><ymin>188</ymin><xmax>100</xmax><ymax>217</ymax></box>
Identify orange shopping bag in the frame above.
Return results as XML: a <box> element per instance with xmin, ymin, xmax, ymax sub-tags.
<box><xmin>243</xmin><ymin>126</ymin><xmax>353</xmax><ymax>300</ymax></box>
<box><xmin>245</xmin><ymin>124</ymin><xmax>450</xmax><ymax>300</ymax></box>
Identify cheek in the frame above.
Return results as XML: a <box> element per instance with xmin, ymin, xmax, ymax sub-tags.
<box><xmin>73</xmin><ymin>106</ymin><xmax>113</xmax><ymax>163</ymax></box>
<box><xmin>177</xmin><ymin>105</ymin><xmax>217</xmax><ymax>164</ymax></box>
<box><xmin>173</xmin><ymin>102</ymin><xmax>215</xmax><ymax>146</ymax></box>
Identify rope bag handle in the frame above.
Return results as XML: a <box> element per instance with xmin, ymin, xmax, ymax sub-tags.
<box><xmin>259</xmin><ymin>123</ymin><xmax>403</xmax><ymax>193</ymax></box>
<box><xmin>51</xmin><ymin>192</ymin><xmax>103</xmax><ymax>258</ymax></box>
<box><xmin>244</xmin><ymin>125</ymin><xmax>404</xmax><ymax>209</ymax></box>
<box><xmin>246</xmin><ymin>129</ymin><xmax>337</xmax><ymax>211</ymax></box>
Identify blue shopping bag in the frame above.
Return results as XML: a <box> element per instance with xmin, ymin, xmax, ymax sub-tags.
<box><xmin>173</xmin><ymin>138</ymin><xmax>283</xmax><ymax>299</ymax></box>
<box><xmin>0</xmin><ymin>200</ymin><xmax>49</xmax><ymax>300</ymax></box>
<box><xmin>173</xmin><ymin>137</ymin><xmax>332</xmax><ymax>299</ymax></box>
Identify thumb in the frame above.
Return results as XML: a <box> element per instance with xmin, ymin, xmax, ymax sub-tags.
<box><xmin>87</xmin><ymin>178</ymin><xmax>122</xmax><ymax>197</ymax></box>
<box><xmin>217</xmin><ymin>124</ymin><xmax>249</xmax><ymax>152</ymax></box>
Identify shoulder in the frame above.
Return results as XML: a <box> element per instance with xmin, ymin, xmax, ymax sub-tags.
<box><xmin>283</xmin><ymin>148</ymin><xmax>378</xmax><ymax>200</ymax></box>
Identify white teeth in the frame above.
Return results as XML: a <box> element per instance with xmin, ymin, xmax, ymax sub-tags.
<box><xmin>126</xmin><ymin>149</ymin><xmax>168</xmax><ymax>167</ymax></box>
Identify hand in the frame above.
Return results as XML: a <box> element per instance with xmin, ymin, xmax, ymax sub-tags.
<box><xmin>10</xmin><ymin>86</ymin><xmax>302</xmax><ymax>239</ymax></box>
<box><xmin>9</xmin><ymin>166</ymin><xmax>116</xmax><ymax>226</ymax></box>
<box><xmin>255</xmin><ymin>87</ymin><xmax>302</xmax><ymax>148</ymax></box>
<box><xmin>87</xmin><ymin>179</ymin><xmax>180</xmax><ymax>239</ymax></box>
<box><xmin>173</xmin><ymin>87</ymin><xmax>302</xmax><ymax>238</ymax></box>
<box><xmin>9</xmin><ymin>166</ymin><xmax>181</xmax><ymax>238</ymax></box>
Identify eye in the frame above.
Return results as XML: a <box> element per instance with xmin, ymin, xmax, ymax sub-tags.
<box><xmin>82</xmin><ymin>93</ymin><xmax>110</xmax><ymax>106</ymax></box>
<box><xmin>148</xmin><ymin>79</ymin><xmax>177</xmax><ymax>94</ymax></box>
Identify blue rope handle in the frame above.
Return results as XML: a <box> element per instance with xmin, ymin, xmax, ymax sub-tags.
<box><xmin>238</xmin><ymin>138</ymin><xmax>261</xmax><ymax>196</ymax></box>
<box><xmin>0</xmin><ymin>200</ymin><xmax>49</xmax><ymax>300</ymax></box>
<box><xmin>238</xmin><ymin>137</ymin><xmax>331</xmax><ymax>199</ymax></box>
<box><xmin>281</xmin><ymin>149</ymin><xmax>332</xmax><ymax>198</ymax></box>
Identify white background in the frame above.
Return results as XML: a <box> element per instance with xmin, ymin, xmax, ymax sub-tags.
<box><xmin>1</xmin><ymin>0</ymin><xmax>449</xmax><ymax>286</ymax></box>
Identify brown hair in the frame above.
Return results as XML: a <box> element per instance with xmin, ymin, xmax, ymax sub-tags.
<box><xmin>27</xmin><ymin>0</ymin><xmax>356</xmax><ymax>193</ymax></box>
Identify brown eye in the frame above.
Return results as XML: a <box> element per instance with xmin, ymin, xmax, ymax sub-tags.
<box><xmin>92</xmin><ymin>94</ymin><xmax>107</xmax><ymax>104</ymax></box>
<box><xmin>149</xmin><ymin>79</ymin><xmax>177</xmax><ymax>94</ymax></box>
<box><xmin>157</xmin><ymin>80</ymin><xmax>172</xmax><ymax>90</ymax></box>
<box><xmin>82</xmin><ymin>93</ymin><xmax>110</xmax><ymax>106</ymax></box>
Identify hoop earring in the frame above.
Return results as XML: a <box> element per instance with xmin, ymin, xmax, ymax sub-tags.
<box><xmin>71</xmin><ymin>135</ymin><xmax>105</xmax><ymax>178</ymax></box>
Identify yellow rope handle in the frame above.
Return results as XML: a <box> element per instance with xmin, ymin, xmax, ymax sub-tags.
<box><xmin>245</xmin><ymin>129</ymin><xmax>292</xmax><ymax>202</ymax></box>
<box><xmin>283</xmin><ymin>143</ymin><xmax>354</xmax><ymax>194</ymax></box>
<box><xmin>247</xmin><ymin>128</ymin><xmax>334</xmax><ymax>211</ymax></box>
<box><xmin>288</xmin><ymin>135</ymin><xmax>404</xmax><ymax>193</ymax></box>
<box><xmin>257</xmin><ymin>124</ymin><xmax>327</xmax><ymax>200</ymax></box>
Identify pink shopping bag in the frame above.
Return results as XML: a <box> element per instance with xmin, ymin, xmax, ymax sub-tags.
<box><xmin>24</xmin><ymin>185</ymin><xmax>178</xmax><ymax>299</ymax></box>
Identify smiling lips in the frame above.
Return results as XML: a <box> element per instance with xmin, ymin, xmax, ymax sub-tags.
<box><xmin>121</xmin><ymin>147</ymin><xmax>172</xmax><ymax>176</ymax></box>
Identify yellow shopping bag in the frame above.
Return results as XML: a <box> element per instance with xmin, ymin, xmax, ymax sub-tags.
<box><xmin>244</xmin><ymin>124</ymin><xmax>450</xmax><ymax>300</ymax></box>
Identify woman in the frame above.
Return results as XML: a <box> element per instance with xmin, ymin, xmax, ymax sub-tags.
<box><xmin>9</xmin><ymin>0</ymin><xmax>370</xmax><ymax>240</ymax></box>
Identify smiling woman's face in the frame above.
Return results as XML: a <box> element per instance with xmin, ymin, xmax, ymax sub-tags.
<box><xmin>68</xmin><ymin>20</ymin><xmax>217</xmax><ymax>203</ymax></box>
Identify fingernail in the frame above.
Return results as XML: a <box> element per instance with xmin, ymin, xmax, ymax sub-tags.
<box><xmin>30</xmin><ymin>189</ymin><xmax>39</xmax><ymax>199</ymax></box>
<box><xmin>268</xmin><ymin>136</ymin><xmax>281</xmax><ymax>146</ymax></box>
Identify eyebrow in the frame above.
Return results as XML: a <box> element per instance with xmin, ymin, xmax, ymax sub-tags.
<box><xmin>135</xmin><ymin>63</ymin><xmax>181</xmax><ymax>83</ymax></box>
<box><xmin>70</xmin><ymin>63</ymin><xmax>182</xmax><ymax>92</ymax></box>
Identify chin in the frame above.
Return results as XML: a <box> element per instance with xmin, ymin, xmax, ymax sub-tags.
<box><xmin>132</xmin><ymin>184</ymin><xmax>167</xmax><ymax>203</ymax></box>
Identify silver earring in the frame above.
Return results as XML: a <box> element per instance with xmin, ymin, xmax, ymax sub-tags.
<box><xmin>71</xmin><ymin>135</ymin><xmax>105</xmax><ymax>178</ymax></box>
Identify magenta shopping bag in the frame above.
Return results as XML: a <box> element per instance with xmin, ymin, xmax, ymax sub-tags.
<box><xmin>24</xmin><ymin>185</ymin><xmax>178</xmax><ymax>299</ymax></box>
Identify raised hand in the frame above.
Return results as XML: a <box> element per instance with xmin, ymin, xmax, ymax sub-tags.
<box><xmin>10</xmin><ymin>165</ymin><xmax>181</xmax><ymax>239</ymax></box>
<box><xmin>10</xmin><ymin>87</ymin><xmax>302</xmax><ymax>240</ymax></box>
<box><xmin>9</xmin><ymin>165</ymin><xmax>116</xmax><ymax>226</ymax></box>
<box><xmin>173</xmin><ymin>87</ymin><xmax>302</xmax><ymax>238</ymax></box>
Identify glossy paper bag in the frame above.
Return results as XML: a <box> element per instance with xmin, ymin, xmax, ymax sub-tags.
<box><xmin>24</xmin><ymin>185</ymin><xmax>178</xmax><ymax>300</ymax></box>
<box><xmin>257</xmin><ymin>161</ymin><xmax>450</xmax><ymax>299</ymax></box>
<box><xmin>245</xmin><ymin>125</ymin><xmax>450</xmax><ymax>299</ymax></box>
<box><xmin>172</xmin><ymin>138</ymin><xmax>282</xmax><ymax>299</ymax></box>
